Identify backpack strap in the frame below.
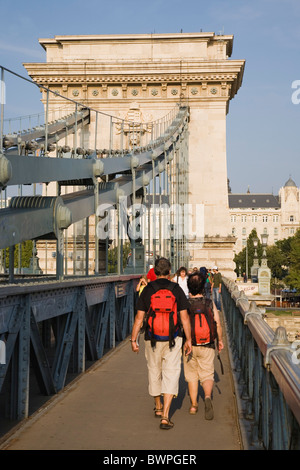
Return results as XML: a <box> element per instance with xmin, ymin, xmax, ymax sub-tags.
<box><xmin>204</xmin><ymin>299</ymin><xmax>217</xmax><ymax>344</ymax></box>
<box><xmin>150</xmin><ymin>279</ymin><xmax>177</xmax><ymax>293</ymax></box>
<box><xmin>189</xmin><ymin>297</ymin><xmax>203</xmax><ymax>345</ymax></box>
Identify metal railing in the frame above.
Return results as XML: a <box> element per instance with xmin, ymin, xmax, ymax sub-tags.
<box><xmin>222</xmin><ymin>278</ymin><xmax>300</xmax><ymax>450</ymax></box>
<box><xmin>0</xmin><ymin>65</ymin><xmax>191</xmax><ymax>438</ymax></box>
<box><xmin>0</xmin><ymin>65</ymin><xmax>190</xmax><ymax>280</ymax></box>
<box><xmin>0</xmin><ymin>274</ymin><xmax>139</xmax><ymax>435</ymax></box>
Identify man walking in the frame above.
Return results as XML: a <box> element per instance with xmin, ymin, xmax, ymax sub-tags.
<box><xmin>212</xmin><ymin>266</ymin><xmax>222</xmax><ymax>311</ymax></box>
<box><xmin>130</xmin><ymin>257</ymin><xmax>192</xmax><ymax>430</ymax></box>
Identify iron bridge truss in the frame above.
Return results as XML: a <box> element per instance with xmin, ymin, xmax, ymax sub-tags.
<box><xmin>0</xmin><ymin>66</ymin><xmax>189</xmax><ymax>431</ymax></box>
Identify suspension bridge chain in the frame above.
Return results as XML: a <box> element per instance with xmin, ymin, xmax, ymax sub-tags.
<box><xmin>0</xmin><ymin>66</ymin><xmax>189</xmax><ymax>279</ymax></box>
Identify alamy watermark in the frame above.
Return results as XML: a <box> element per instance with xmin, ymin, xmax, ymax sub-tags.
<box><xmin>0</xmin><ymin>79</ymin><xmax>5</xmax><ymax>105</ymax></box>
<box><xmin>291</xmin><ymin>339</ymin><xmax>300</xmax><ymax>365</ymax></box>
<box><xmin>0</xmin><ymin>340</ymin><xmax>5</xmax><ymax>365</ymax></box>
<box><xmin>96</xmin><ymin>198</ymin><xmax>205</xmax><ymax>242</ymax></box>
<box><xmin>291</xmin><ymin>80</ymin><xmax>300</xmax><ymax>104</ymax></box>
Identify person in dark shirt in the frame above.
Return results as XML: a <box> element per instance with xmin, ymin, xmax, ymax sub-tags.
<box><xmin>130</xmin><ymin>257</ymin><xmax>192</xmax><ymax>430</ymax></box>
<box><xmin>212</xmin><ymin>266</ymin><xmax>222</xmax><ymax>310</ymax></box>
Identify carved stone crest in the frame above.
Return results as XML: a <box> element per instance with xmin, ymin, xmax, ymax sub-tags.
<box><xmin>116</xmin><ymin>102</ymin><xmax>153</xmax><ymax>148</ymax></box>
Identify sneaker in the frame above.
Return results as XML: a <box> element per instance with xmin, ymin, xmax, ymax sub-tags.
<box><xmin>204</xmin><ymin>397</ymin><xmax>214</xmax><ymax>420</ymax></box>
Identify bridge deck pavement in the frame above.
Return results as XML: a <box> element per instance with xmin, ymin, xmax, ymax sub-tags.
<box><xmin>1</xmin><ymin>326</ymin><xmax>243</xmax><ymax>451</ymax></box>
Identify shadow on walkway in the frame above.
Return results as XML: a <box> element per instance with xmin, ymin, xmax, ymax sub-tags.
<box><xmin>1</xmin><ymin>317</ymin><xmax>242</xmax><ymax>451</ymax></box>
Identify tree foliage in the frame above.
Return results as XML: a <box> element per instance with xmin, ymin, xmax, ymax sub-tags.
<box><xmin>108</xmin><ymin>241</ymin><xmax>131</xmax><ymax>273</ymax></box>
<box><xmin>266</xmin><ymin>244</ymin><xmax>287</xmax><ymax>279</ymax></box>
<box><xmin>1</xmin><ymin>240</ymin><xmax>34</xmax><ymax>269</ymax></box>
<box><xmin>233</xmin><ymin>229</ymin><xmax>263</xmax><ymax>277</ymax></box>
<box><xmin>285</xmin><ymin>230</ymin><xmax>300</xmax><ymax>290</ymax></box>
<box><xmin>234</xmin><ymin>229</ymin><xmax>300</xmax><ymax>289</ymax></box>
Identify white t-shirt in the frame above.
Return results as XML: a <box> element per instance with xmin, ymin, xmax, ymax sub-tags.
<box><xmin>175</xmin><ymin>276</ymin><xmax>189</xmax><ymax>297</ymax></box>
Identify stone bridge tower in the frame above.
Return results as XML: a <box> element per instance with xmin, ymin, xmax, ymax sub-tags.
<box><xmin>24</xmin><ymin>32</ymin><xmax>245</xmax><ymax>277</ymax></box>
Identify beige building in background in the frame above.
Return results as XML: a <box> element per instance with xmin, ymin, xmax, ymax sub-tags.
<box><xmin>229</xmin><ymin>177</ymin><xmax>300</xmax><ymax>254</ymax></box>
<box><xmin>24</xmin><ymin>32</ymin><xmax>245</xmax><ymax>278</ymax></box>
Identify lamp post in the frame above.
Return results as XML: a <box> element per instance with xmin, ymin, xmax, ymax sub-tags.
<box><xmin>260</xmin><ymin>233</ymin><xmax>269</xmax><ymax>266</ymax></box>
<box><xmin>258</xmin><ymin>233</ymin><xmax>271</xmax><ymax>295</ymax></box>
<box><xmin>246</xmin><ymin>242</ymin><xmax>248</xmax><ymax>281</ymax></box>
<box><xmin>251</xmin><ymin>236</ymin><xmax>259</xmax><ymax>282</ymax></box>
<box><xmin>124</xmin><ymin>190</ymin><xmax>145</xmax><ymax>274</ymax></box>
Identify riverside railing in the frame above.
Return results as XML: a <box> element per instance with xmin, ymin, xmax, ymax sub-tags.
<box><xmin>222</xmin><ymin>277</ymin><xmax>300</xmax><ymax>450</ymax></box>
<box><xmin>0</xmin><ymin>274</ymin><xmax>139</xmax><ymax>436</ymax></box>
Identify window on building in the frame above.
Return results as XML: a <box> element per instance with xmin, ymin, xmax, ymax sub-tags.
<box><xmin>290</xmin><ymin>228</ymin><xmax>295</xmax><ymax>234</ymax></box>
<box><xmin>241</xmin><ymin>215</ymin><xmax>247</xmax><ymax>222</ymax></box>
<box><xmin>273</xmin><ymin>215</ymin><xmax>279</xmax><ymax>222</ymax></box>
<box><xmin>231</xmin><ymin>215</ymin><xmax>236</xmax><ymax>223</ymax></box>
<box><xmin>274</xmin><ymin>227</ymin><xmax>278</xmax><ymax>235</ymax></box>
<box><xmin>290</xmin><ymin>215</ymin><xmax>294</xmax><ymax>222</ymax></box>
<box><xmin>242</xmin><ymin>227</ymin><xmax>246</xmax><ymax>235</ymax></box>
<box><xmin>262</xmin><ymin>215</ymin><xmax>268</xmax><ymax>222</ymax></box>
<box><xmin>252</xmin><ymin>215</ymin><xmax>257</xmax><ymax>223</ymax></box>
<box><xmin>263</xmin><ymin>227</ymin><xmax>268</xmax><ymax>234</ymax></box>
<box><xmin>232</xmin><ymin>227</ymin><xmax>236</xmax><ymax>235</ymax></box>
<box><xmin>242</xmin><ymin>239</ymin><xmax>247</xmax><ymax>246</ymax></box>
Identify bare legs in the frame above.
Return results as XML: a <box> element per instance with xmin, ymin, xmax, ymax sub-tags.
<box><xmin>202</xmin><ymin>378</ymin><xmax>214</xmax><ymax>399</ymax></box>
<box><xmin>188</xmin><ymin>380</ymin><xmax>199</xmax><ymax>411</ymax></box>
<box><xmin>154</xmin><ymin>393</ymin><xmax>175</xmax><ymax>429</ymax></box>
<box><xmin>154</xmin><ymin>393</ymin><xmax>173</xmax><ymax>420</ymax></box>
<box><xmin>188</xmin><ymin>379</ymin><xmax>214</xmax><ymax>419</ymax></box>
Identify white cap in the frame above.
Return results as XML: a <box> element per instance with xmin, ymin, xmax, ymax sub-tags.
<box><xmin>213</xmin><ymin>266</ymin><xmax>218</xmax><ymax>270</ymax></box>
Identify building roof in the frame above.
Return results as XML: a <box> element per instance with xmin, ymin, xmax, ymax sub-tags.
<box><xmin>228</xmin><ymin>194</ymin><xmax>280</xmax><ymax>209</ymax></box>
<box><xmin>284</xmin><ymin>177</ymin><xmax>297</xmax><ymax>187</ymax></box>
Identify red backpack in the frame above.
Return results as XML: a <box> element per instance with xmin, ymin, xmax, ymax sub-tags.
<box><xmin>145</xmin><ymin>281</ymin><xmax>179</xmax><ymax>348</ymax></box>
<box><xmin>189</xmin><ymin>298</ymin><xmax>217</xmax><ymax>346</ymax></box>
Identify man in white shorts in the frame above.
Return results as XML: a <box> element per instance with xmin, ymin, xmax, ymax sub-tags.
<box><xmin>130</xmin><ymin>257</ymin><xmax>192</xmax><ymax>430</ymax></box>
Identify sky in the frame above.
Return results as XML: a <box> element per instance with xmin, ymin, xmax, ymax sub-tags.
<box><xmin>0</xmin><ymin>0</ymin><xmax>300</xmax><ymax>195</ymax></box>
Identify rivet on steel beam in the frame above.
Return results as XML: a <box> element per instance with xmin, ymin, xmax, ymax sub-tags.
<box><xmin>130</xmin><ymin>155</ymin><xmax>139</xmax><ymax>169</ymax></box>
<box><xmin>3</xmin><ymin>137</ymin><xmax>14</xmax><ymax>148</ymax></box>
<box><xmin>92</xmin><ymin>159</ymin><xmax>104</xmax><ymax>177</ymax></box>
<box><xmin>158</xmin><ymin>161</ymin><xmax>165</xmax><ymax>173</ymax></box>
<box><xmin>55</xmin><ymin>202</ymin><xmax>72</xmax><ymax>230</ymax></box>
<box><xmin>167</xmin><ymin>152</ymin><xmax>174</xmax><ymax>162</ymax></box>
<box><xmin>47</xmin><ymin>143</ymin><xmax>56</xmax><ymax>152</ymax></box>
<box><xmin>151</xmin><ymin>149</ymin><xmax>160</xmax><ymax>160</ymax></box>
<box><xmin>116</xmin><ymin>187</ymin><xmax>125</xmax><ymax>200</ymax></box>
<box><xmin>25</xmin><ymin>141</ymin><xmax>39</xmax><ymax>151</ymax></box>
<box><xmin>0</xmin><ymin>154</ymin><xmax>12</xmax><ymax>188</ymax></box>
<box><xmin>142</xmin><ymin>173</ymin><xmax>150</xmax><ymax>187</ymax></box>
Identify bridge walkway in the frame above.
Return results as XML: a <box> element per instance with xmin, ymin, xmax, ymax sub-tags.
<box><xmin>1</xmin><ymin>314</ymin><xmax>243</xmax><ymax>451</ymax></box>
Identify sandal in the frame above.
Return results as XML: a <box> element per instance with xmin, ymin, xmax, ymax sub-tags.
<box><xmin>189</xmin><ymin>405</ymin><xmax>198</xmax><ymax>415</ymax></box>
<box><xmin>204</xmin><ymin>397</ymin><xmax>214</xmax><ymax>420</ymax></box>
<box><xmin>160</xmin><ymin>417</ymin><xmax>174</xmax><ymax>430</ymax></box>
<box><xmin>154</xmin><ymin>406</ymin><xmax>163</xmax><ymax>418</ymax></box>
